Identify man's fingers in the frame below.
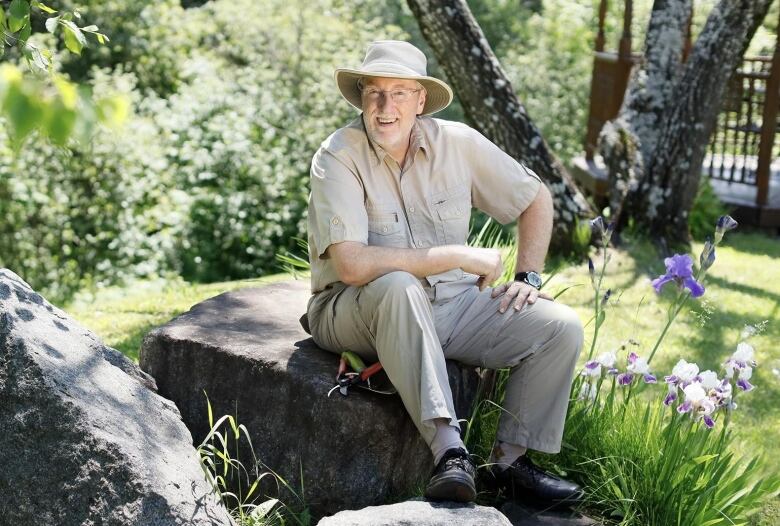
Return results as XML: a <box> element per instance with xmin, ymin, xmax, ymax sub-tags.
<box><xmin>539</xmin><ymin>290</ymin><xmax>554</xmax><ymax>301</ymax></box>
<box><xmin>491</xmin><ymin>282</ymin><xmax>509</xmax><ymax>298</ymax></box>
<box><xmin>513</xmin><ymin>286</ymin><xmax>541</xmax><ymax>311</ymax></box>
<box><xmin>498</xmin><ymin>282</ymin><xmax>521</xmax><ymax>312</ymax></box>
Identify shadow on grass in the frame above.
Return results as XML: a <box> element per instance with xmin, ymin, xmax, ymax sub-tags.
<box><xmin>111</xmin><ymin>321</ymin><xmax>161</xmax><ymax>363</ymax></box>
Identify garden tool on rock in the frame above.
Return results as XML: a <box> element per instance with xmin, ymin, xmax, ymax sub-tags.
<box><xmin>327</xmin><ymin>351</ymin><xmax>397</xmax><ymax>397</ymax></box>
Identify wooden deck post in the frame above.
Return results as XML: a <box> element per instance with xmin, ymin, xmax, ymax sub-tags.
<box><xmin>755</xmin><ymin>9</ymin><xmax>779</xmax><ymax>207</ymax></box>
<box><xmin>596</xmin><ymin>0</ymin><xmax>607</xmax><ymax>53</ymax></box>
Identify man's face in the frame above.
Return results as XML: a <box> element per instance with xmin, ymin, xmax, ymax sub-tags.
<box><xmin>361</xmin><ymin>77</ymin><xmax>426</xmax><ymax>156</ymax></box>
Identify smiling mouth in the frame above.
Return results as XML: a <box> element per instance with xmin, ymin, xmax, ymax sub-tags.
<box><xmin>376</xmin><ymin>117</ymin><xmax>398</xmax><ymax>127</ymax></box>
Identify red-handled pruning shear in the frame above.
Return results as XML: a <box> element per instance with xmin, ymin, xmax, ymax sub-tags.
<box><xmin>327</xmin><ymin>351</ymin><xmax>396</xmax><ymax>397</ymax></box>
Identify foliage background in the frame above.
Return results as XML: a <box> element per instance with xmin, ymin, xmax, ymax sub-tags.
<box><xmin>1</xmin><ymin>0</ymin><xmax>777</xmax><ymax>302</ymax></box>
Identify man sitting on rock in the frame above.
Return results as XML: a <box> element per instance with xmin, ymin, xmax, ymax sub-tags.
<box><xmin>306</xmin><ymin>40</ymin><xmax>584</xmax><ymax>505</ymax></box>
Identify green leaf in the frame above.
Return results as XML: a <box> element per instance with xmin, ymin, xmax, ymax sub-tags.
<box><xmin>44</xmin><ymin>101</ymin><xmax>76</xmax><ymax>145</ymax></box>
<box><xmin>692</xmin><ymin>453</ymin><xmax>719</xmax><ymax>465</ymax></box>
<box><xmin>595</xmin><ymin>309</ymin><xmax>606</xmax><ymax>328</ymax></box>
<box><xmin>61</xmin><ymin>20</ymin><xmax>86</xmax><ymax>55</ymax></box>
<box><xmin>28</xmin><ymin>45</ymin><xmax>50</xmax><ymax>71</ymax></box>
<box><xmin>18</xmin><ymin>21</ymin><xmax>31</xmax><ymax>42</ymax></box>
<box><xmin>8</xmin><ymin>0</ymin><xmax>29</xmax><ymax>33</ymax></box>
<box><xmin>45</xmin><ymin>16</ymin><xmax>58</xmax><ymax>33</ymax></box>
<box><xmin>33</xmin><ymin>2</ymin><xmax>57</xmax><ymax>14</ymax></box>
<box><xmin>249</xmin><ymin>498</ymin><xmax>279</xmax><ymax>519</ymax></box>
<box><xmin>2</xmin><ymin>80</ymin><xmax>44</xmax><ymax>148</ymax></box>
<box><xmin>80</xmin><ymin>24</ymin><xmax>98</xmax><ymax>32</ymax></box>
<box><xmin>0</xmin><ymin>7</ymin><xmax>6</xmax><ymax>31</ymax></box>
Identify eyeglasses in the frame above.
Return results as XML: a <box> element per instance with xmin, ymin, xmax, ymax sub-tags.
<box><xmin>360</xmin><ymin>87</ymin><xmax>422</xmax><ymax>104</ymax></box>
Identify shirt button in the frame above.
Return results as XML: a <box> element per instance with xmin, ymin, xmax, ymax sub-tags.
<box><xmin>382</xmin><ymin>226</ymin><xmax>388</xmax><ymax>233</ymax></box>
<box><xmin>408</xmin><ymin>206</ymin><xmax>415</xmax><ymax>213</ymax></box>
<box><xmin>331</xmin><ymin>217</ymin><xmax>340</xmax><ymax>225</ymax></box>
<box><xmin>416</xmin><ymin>240</ymin><xmax>423</xmax><ymax>247</ymax></box>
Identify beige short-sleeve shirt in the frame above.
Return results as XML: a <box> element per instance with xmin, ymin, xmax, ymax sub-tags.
<box><xmin>307</xmin><ymin>115</ymin><xmax>542</xmax><ymax>294</ymax></box>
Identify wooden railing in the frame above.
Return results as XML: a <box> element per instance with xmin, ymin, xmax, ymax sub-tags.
<box><xmin>583</xmin><ymin>0</ymin><xmax>778</xmax><ymax>209</ymax></box>
<box><xmin>705</xmin><ymin>50</ymin><xmax>780</xmax><ymax>206</ymax></box>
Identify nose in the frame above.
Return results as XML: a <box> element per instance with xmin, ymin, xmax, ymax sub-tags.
<box><xmin>377</xmin><ymin>92</ymin><xmax>393</xmax><ymax>111</ymax></box>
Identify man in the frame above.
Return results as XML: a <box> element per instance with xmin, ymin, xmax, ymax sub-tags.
<box><xmin>306</xmin><ymin>40</ymin><xmax>584</xmax><ymax>505</ymax></box>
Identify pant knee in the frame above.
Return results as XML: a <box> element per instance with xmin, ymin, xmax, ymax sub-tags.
<box><xmin>369</xmin><ymin>271</ymin><xmax>424</xmax><ymax>299</ymax></box>
<box><xmin>554</xmin><ymin>304</ymin><xmax>584</xmax><ymax>354</ymax></box>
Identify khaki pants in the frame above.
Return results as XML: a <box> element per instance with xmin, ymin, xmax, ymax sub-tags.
<box><xmin>307</xmin><ymin>271</ymin><xmax>583</xmax><ymax>453</ymax></box>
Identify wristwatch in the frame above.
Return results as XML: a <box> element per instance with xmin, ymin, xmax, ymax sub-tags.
<box><xmin>514</xmin><ymin>271</ymin><xmax>542</xmax><ymax>290</ymax></box>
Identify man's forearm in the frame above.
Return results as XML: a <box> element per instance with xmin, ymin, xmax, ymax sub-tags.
<box><xmin>328</xmin><ymin>242</ymin><xmax>470</xmax><ymax>287</ymax></box>
<box><xmin>515</xmin><ymin>183</ymin><xmax>553</xmax><ymax>273</ymax></box>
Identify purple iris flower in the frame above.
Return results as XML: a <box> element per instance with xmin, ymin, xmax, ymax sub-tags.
<box><xmin>715</xmin><ymin>215</ymin><xmax>738</xmax><ymax>244</ymax></box>
<box><xmin>619</xmin><ymin>352</ymin><xmax>656</xmax><ymax>386</ymax></box>
<box><xmin>651</xmin><ymin>254</ymin><xmax>705</xmax><ymax>298</ymax></box>
<box><xmin>590</xmin><ymin>216</ymin><xmax>615</xmax><ymax>246</ymax></box>
<box><xmin>699</xmin><ymin>239</ymin><xmax>716</xmax><ymax>272</ymax></box>
<box><xmin>588</xmin><ymin>258</ymin><xmax>595</xmax><ymax>287</ymax></box>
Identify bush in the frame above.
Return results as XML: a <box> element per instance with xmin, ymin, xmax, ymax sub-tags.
<box><xmin>0</xmin><ymin>0</ymin><xmax>408</xmax><ymax>299</ymax></box>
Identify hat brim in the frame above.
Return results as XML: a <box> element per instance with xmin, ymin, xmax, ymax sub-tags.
<box><xmin>334</xmin><ymin>69</ymin><xmax>453</xmax><ymax>116</ymax></box>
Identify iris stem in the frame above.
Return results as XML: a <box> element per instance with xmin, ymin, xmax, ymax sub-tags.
<box><xmin>586</xmin><ymin>242</ymin><xmax>610</xmax><ymax>362</ymax></box>
<box><xmin>647</xmin><ymin>290</ymin><xmax>690</xmax><ymax>365</ymax></box>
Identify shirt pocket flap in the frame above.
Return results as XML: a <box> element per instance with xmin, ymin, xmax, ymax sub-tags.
<box><xmin>368</xmin><ymin>212</ymin><xmax>401</xmax><ymax>235</ymax></box>
<box><xmin>433</xmin><ymin>191</ymin><xmax>471</xmax><ymax>221</ymax></box>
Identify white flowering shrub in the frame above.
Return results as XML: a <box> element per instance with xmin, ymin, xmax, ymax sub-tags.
<box><xmin>0</xmin><ymin>0</ymin><xmax>406</xmax><ymax>299</ymax></box>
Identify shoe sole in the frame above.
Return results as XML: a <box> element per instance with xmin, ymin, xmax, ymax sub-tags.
<box><xmin>424</xmin><ymin>472</ymin><xmax>477</xmax><ymax>503</ymax></box>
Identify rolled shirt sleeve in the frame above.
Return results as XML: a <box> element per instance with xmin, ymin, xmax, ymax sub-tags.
<box><xmin>308</xmin><ymin>147</ymin><xmax>368</xmax><ymax>259</ymax></box>
<box><xmin>466</xmin><ymin>129</ymin><xmax>542</xmax><ymax>225</ymax></box>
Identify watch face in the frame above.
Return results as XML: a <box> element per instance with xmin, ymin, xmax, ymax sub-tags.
<box><xmin>526</xmin><ymin>272</ymin><xmax>542</xmax><ymax>288</ymax></box>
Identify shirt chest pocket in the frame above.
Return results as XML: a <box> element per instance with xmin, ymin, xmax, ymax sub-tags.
<box><xmin>367</xmin><ymin>211</ymin><xmax>405</xmax><ymax>247</ymax></box>
<box><xmin>432</xmin><ymin>187</ymin><xmax>471</xmax><ymax>245</ymax></box>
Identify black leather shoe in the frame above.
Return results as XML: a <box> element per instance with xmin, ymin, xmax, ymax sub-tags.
<box><xmin>492</xmin><ymin>455</ymin><xmax>583</xmax><ymax>506</ymax></box>
<box><xmin>424</xmin><ymin>447</ymin><xmax>477</xmax><ymax>503</ymax></box>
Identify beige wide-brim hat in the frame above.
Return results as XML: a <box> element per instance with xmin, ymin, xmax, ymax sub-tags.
<box><xmin>335</xmin><ymin>40</ymin><xmax>453</xmax><ymax>115</ymax></box>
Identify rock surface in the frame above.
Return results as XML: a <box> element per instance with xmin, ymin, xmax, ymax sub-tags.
<box><xmin>0</xmin><ymin>268</ymin><xmax>232</xmax><ymax>526</ymax></box>
<box><xmin>317</xmin><ymin>499</ymin><xmax>513</xmax><ymax>525</ymax></box>
<box><xmin>140</xmin><ymin>279</ymin><xmax>484</xmax><ymax>520</ymax></box>
<box><xmin>501</xmin><ymin>502</ymin><xmax>600</xmax><ymax>525</ymax></box>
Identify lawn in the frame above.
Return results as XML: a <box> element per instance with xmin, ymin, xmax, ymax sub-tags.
<box><xmin>66</xmin><ymin>229</ymin><xmax>780</xmax><ymax>523</ymax></box>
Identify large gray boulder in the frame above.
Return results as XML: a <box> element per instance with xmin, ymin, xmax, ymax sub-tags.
<box><xmin>317</xmin><ymin>499</ymin><xmax>513</xmax><ymax>525</ymax></box>
<box><xmin>140</xmin><ymin>279</ymin><xmax>484</xmax><ymax>520</ymax></box>
<box><xmin>0</xmin><ymin>269</ymin><xmax>232</xmax><ymax>526</ymax></box>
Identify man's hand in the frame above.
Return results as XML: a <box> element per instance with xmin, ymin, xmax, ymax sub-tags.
<box><xmin>491</xmin><ymin>280</ymin><xmax>554</xmax><ymax>313</ymax></box>
<box><xmin>460</xmin><ymin>247</ymin><xmax>504</xmax><ymax>291</ymax></box>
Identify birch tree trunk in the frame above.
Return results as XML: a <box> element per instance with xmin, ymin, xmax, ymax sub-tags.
<box><xmin>600</xmin><ymin>0</ymin><xmax>773</xmax><ymax>248</ymax></box>
<box><xmin>406</xmin><ymin>0</ymin><xmax>593</xmax><ymax>254</ymax></box>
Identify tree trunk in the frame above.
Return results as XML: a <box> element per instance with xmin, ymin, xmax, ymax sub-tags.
<box><xmin>599</xmin><ymin>0</ymin><xmax>691</xmax><ymax>228</ymax></box>
<box><xmin>406</xmin><ymin>0</ymin><xmax>593</xmax><ymax>254</ymax></box>
<box><xmin>601</xmin><ymin>0</ymin><xmax>773</xmax><ymax>248</ymax></box>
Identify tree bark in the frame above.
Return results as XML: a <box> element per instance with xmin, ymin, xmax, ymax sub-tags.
<box><xmin>601</xmin><ymin>0</ymin><xmax>773</xmax><ymax>248</ymax></box>
<box><xmin>406</xmin><ymin>0</ymin><xmax>593</xmax><ymax>254</ymax></box>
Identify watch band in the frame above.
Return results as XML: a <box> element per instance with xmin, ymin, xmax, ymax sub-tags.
<box><xmin>514</xmin><ymin>271</ymin><xmax>542</xmax><ymax>290</ymax></box>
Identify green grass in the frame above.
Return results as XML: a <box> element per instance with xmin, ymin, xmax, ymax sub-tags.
<box><xmin>67</xmin><ymin>273</ymin><xmax>292</xmax><ymax>361</ymax></box>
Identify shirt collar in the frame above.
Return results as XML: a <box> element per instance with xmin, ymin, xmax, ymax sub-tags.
<box><xmin>361</xmin><ymin>115</ymin><xmax>429</xmax><ymax>167</ymax></box>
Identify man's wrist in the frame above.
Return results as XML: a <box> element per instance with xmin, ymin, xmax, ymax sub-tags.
<box><xmin>514</xmin><ymin>270</ymin><xmax>542</xmax><ymax>289</ymax></box>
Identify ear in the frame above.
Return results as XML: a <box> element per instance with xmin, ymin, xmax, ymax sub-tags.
<box><xmin>417</xmin><ymin>88</ymin><xmax>427</xmax><ymax>115</ymax></box>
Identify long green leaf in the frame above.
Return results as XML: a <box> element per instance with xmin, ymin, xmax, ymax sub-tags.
<box><xmin>8</xmin><ymin>0</ymin><xmax>29</xmax><ymax>32</ymax></box>
<box><xmin>61</xmin><ymin>19</ymin><xmax>86</xmax><ymax>54</ymax></box>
